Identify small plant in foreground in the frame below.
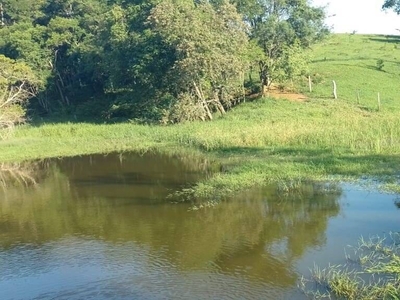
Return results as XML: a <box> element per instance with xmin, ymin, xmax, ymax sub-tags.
<box><xmin>376</xmin><ymin>59</ymin><xmax>385</xmax><ymax>71</ymax></box>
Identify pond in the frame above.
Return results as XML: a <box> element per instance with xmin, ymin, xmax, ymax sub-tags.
<box><xmin>0</xmin><ymin>153</ymin><xmax>398</xmax><ymax>299</ymax></box>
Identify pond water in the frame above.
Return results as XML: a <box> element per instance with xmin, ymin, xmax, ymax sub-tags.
<box><xmin>0</xmin><ymin>153</ymin><xmax>398</xmax><ymax>300</ymax></box>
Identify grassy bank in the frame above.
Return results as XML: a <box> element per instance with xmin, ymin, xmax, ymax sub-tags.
<box><xmin>2</xmin><ymin>98</ymin><xmax>400</xmax><ymax>197</ymax></box>
<box><xmin>1</xmin><ymin>34</ymin><xmax>400</xmax><ymax>198</ymax></box>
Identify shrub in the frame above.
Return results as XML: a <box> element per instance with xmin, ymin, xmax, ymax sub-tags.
<box><xmin>376</xmin><ymin>59</ymin><xmax>385</xmax><ymax>71</ymax></box>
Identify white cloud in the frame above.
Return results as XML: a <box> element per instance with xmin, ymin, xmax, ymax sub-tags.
<box><xmin>312</xmin><ymin>0</ymin><xmax>400</xmax><ymax>35</ymax></box>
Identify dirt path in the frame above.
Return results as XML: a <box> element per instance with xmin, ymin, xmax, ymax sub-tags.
<box><xmin>266</xmin><ymin>90</ymin><xmax>308</xmax><ymax>102</ymax></box>
<box><xmin>247</xmin><ymin>86</ymin><xmax>308</xmax><ymax>102</ymax></box>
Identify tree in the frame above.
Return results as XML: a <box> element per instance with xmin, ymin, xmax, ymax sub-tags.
<box><xmin>92</xmin><ymin>1</ymin><xmax>178</xmax><ymax>120</ymax></box>
<box><xmin>0</xmin><ymin>55</ymin><xmax>40</xmax><ymax>133</ymax></box>
<box><xmin>0</xmin><ymin>0</ymin><xmax>109</xmax><ymax>113</ymax></box>
<box><xmin>232</xmin><ymin>0</ymin><xmax>328</xmax><ymax>92</ymax></box>
<box><xmin>0</xmin><ymin>0</ymin><xmax>46</xmax><ymax>25</ymax></box>
<box><xmin>149</xmin><ymin>0</ymin><xmax>250</xmax><ymax>122</ymax></box>
<box><xmin>383</xmin><ymin>0</ymin><xmax>400</xmax><ymax>14</ymax></box>
<box><xmin>271</xmin><ymin>40</ymin><xmax>310</xmax><ymax>88</ymax></box>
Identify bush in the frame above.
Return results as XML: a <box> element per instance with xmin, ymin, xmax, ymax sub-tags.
<box><xmin>376</xmin><ymin>59</ymin><xmax>385</xmax><ymax>71</ymax></box>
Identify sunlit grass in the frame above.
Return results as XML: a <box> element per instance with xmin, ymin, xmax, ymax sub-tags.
<box><xmin>305</xmin><ymin>34</ymin><xmax>400</xmax><ymax>110</ymax></box>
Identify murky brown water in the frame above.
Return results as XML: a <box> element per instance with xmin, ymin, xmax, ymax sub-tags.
<box><xmin>0</xmin><ymin>153</ymin><xmax>398</xmax><ymax>299</ymax></box>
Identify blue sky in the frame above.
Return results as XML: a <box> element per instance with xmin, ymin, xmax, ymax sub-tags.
<box><xmin>312</xmin><ymin>0</ymin><xmax>400</xmax><ymax>35</ymax></box>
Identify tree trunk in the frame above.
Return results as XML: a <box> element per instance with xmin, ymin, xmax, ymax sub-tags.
<box><xmin>193</xmin><ymin>81</ymin><xmax>212</xmax><ymax>120</ymax></box>
<box><xmin>259</xmin><ymin>61</ymin><xmax>267</xmax><ymax>97</ymax></box>
<box><xmin>52</xmin><ymin>50</ymin><xmax>69</xmax><ymax>106</ymax></box>
<box><xmin>213</xmin><ymin>90</ymin><xmax>226</xmax><ymax>115</ymax></box>
<box><xmin>55</xmin><ymin>79</ymin><xmax>67</xmax><ymax>105</ymax></box>
<box><xmin>332</xmin><ymin>80</ymin><xmax>337</xmax><ymax>99</ymax></box>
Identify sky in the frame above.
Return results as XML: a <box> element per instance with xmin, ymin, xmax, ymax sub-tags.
<box><xmin>312</xmin><ymin>0</ymin><xmax>400</xmax><ymax>35</ymax></box>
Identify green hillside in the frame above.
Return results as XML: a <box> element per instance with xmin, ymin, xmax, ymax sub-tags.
<box><xmin>306</xmin><ymin>34</ymin><xmax>400</xmax><ymax>110</ymax></box>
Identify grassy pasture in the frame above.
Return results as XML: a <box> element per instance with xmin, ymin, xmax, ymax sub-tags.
<box><xmin>305</xmin><ymin>34</ymin><xmax>400</xmax><ymax>110</ymax></box>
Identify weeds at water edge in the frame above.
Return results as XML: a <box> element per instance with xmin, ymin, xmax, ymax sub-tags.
<box><xmin>300</xmin><ymin>233</ymin><xmax>400</xmax><ymax>299</ymax></box>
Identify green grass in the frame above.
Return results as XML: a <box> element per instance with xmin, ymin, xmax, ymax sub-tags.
<box><xmin>301</xmin><ymin>234</ymin><xmax>400</xmax><ymax>300</ymax></box>
<box><xmin>1</xmin><ymin>34</ymin><xmax>400</xmax><ymax>198</ymax></box>
<box><xmin>305</xmin><ymin>34</ymin><xmax>400</xmax><ymax>111</ymax></box>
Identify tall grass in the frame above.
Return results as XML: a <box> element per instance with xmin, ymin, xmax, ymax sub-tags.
<box><xmin>8</xmin><ymin>99</ymin><xmax>400</xmax><ymax>156</ymax></box>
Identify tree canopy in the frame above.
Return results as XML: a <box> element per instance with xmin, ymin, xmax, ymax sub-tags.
<box><xmin>0</xmin><ymin>0</ymin><xmax>329</xmax><ymax>124</ymax></box>
<box><xmin>232</xmin><ymin>0</ymin><xmax>328</xmax><ymax>91</ymax></box>
<box><xmin>383</xmin><ymin>0</ymin><xmax>400</xmax><ymax>14</ymax></box>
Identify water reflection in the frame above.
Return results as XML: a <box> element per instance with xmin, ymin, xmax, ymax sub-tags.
<box><xmin>0</xmin><ymin>161</ymin><xmax>44</xmax><ymax>188</ymax></box>
<box><xmin>0</xmin><ymin>153</ymin><xmax>342</xmax><ymax>299</ymax></box>
<box><xmin>395</xmin><ymin>198</ymin><xmax>400</xmax><ymax>209</ymax></box>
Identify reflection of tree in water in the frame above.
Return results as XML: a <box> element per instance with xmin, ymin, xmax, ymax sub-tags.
<box><xmin>0</xmin><ymin>162</ymin><xmax>39</xmax><ymax>188</ymax></box>
<box><xmin>197</xmin><ymin>185</ymin><xmax>341</xmax><ymax>285</ymax></box>
<box><xmin>0</xmin><ymin>153</ymin><xmax>341</xmax><ymax>288</ymax></box>
<box><xmin>395</xmin><ymin>198</ymin><xmax>400</xmax><ymax>209</ymax></box>
<box><xmin>55</xmin><ymin>152</ymin><xmax>214</xmax><ymax>202</ymax></box>
<box><xmin>0</xmin><ymin>159</ymin><xmax>55</xmax><ymax>190</ymax></box>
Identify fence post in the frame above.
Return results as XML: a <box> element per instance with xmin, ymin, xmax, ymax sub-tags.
<box><xmin>377</xmin><ymin>92</ymin><xmax>381</xmax><ymax>111</ymax></box>
<box><xmin>332</xmin><ymin>80</ymin><xmax>337</xmax><ymax>99</ymax></box>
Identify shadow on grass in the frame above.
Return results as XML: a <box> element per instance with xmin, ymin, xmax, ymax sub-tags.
<box><xmin>312</xmin><ymin>58</ymin><xmax>400</xmax><ymax>69</ymax></box>
<box><xmin>369</xmin><ymin>35</ymin><xmax>400</xmax><ymax>44</ymax></box>
<box><xmin>357</xmin><ymin>105</ymin><xmax>378</xmax><ymax>113</ymax></box>
<box><xmin>27</xmin><ymin>115</ymin><xmax>106</xmax><ymax>127</ymax></box>
<box><xmin>26</xmin><ymin>112</ymin><xmax>156</xmax><ymax>128</ymax></box>
<box><xmin>216</xmin><ymin>146</ymin><xmax>400</xmax><ymax>179</ymax></box>
<box><xmin>311</xmin><ymin>57</ymin><xmax>370</xmax><ymax>64</ymax></box>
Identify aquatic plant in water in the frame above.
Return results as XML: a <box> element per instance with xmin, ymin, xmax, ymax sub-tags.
<box><xmin>300</xmin><ymin>233</ymin><xmax>400</xmax><ymax>299</ymax></box>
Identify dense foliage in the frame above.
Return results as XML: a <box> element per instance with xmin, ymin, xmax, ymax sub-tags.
<box><xmin>0</xmin><ymin>0</ymin><xmax>328</xmax><ymax>123</ymax></box>
<box><xmin>383</xmin><ymin>0</ymin><xmax>400</xmax><ymax>14</ymax></box>
<box><xmin>0</xmin><ymin>55</ymin><xmax>39</xmax><ymax>133</ymax></box>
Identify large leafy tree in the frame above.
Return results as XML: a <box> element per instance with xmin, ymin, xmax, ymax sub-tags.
<box><xmin>0</xmin><ymin>0</ymin><xmax>46</xmax><ymax>24</ymax></box>
<box><xmin>0</xmin><ymin>0</ymin><xmax>108</xmax><ymax>113</ymax></box>
<box><xmin>231</xmin><ymin>0</ymin><xmax>328</xmax><ymax>91</ymax></box>
<box><xmin>149</xmin><ymin>0</ymin><xmax>250</xmax><ymax>122</ymax></box>
<box><xmin>38</xmin><ymin>0</ymin><xmax>109</xmax><ymax>110</ymax></box>
<box><xmin>93</xmin><ymin>1</ymin><xmax>178</xmax><ymax>120</ymax></box>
